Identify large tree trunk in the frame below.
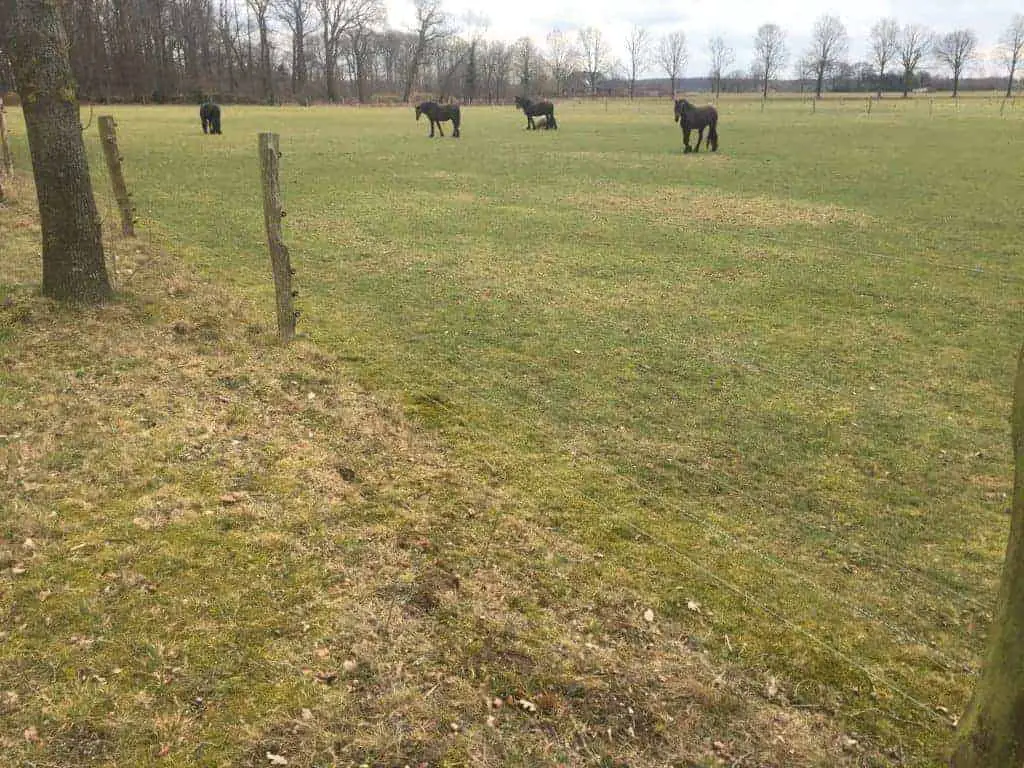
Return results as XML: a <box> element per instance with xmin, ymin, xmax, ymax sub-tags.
<box><xmin>3</xmin><ymin>0</ymin><xmax>112</xmax><ymax>303</ymax></box>
<box><xmin>951</xmin><ymin>343</ymin><xmax>1024</xmax><ymax>766</ymax></box>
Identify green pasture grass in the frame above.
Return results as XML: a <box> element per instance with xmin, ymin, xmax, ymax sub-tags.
<box><xmin>2</xmin><ymin>96</ymin><xmax>1022</xmax><ymax>766</ymax></box>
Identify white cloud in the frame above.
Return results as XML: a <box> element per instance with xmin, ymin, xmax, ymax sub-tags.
<box><xmin>384</xmin><ymin>0</ymin><xmax>1018</xmax><ymax>78</ymax></box>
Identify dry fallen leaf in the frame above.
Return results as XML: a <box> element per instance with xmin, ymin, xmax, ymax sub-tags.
<box><xmin>266</xmin><ymin>752</ymin><xmax>289</xmax><ymax>765</ymax></box>
<box><xmin>643</xmin><ymin>608</ymin><xmax>655</xmax><ymax>623</ymax></box>
<box><xmin>342</xmin><ymin>659</ymin><xmax>357</xmax><ymax>673</ymax></box>
<box><xmin>313</xmin><ymin>647</ymin><xmax>330</xmax><ymax>659</ymax></box>
<box><xmin>156</xmin><ymin>744</ymin><xmax>171</xmax><ymax>757</ymax></box>
<box><xmin>300</xmin><ymin>708</ymin><xmax>313</xmax><ymax>721</ymax></box>
<box><xmin>518</xmin><ymin>699</ymin><xmax>538</xmax><ymax>713</ymax></box>
<box><xmin>219</xmin><ymin>491</ymin><xmax>247</xmax><ymax>505</ymax></box>
<box><xmin>686</xmin><ymin>599</ymin><xmax>702</xmax><ymax>613</ymax></box>
<box><xmin>765</xmin><ymin>676</ymin><xmax>779</xmax><ymax>700</ymax></box>
<box><xmin>23</xmin><ymin>726</ymin><xmax>41</xmax><ymax>743</ymax></box>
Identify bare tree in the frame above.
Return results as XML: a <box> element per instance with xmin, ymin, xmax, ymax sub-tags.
<box><xmin>805</xmin><ymin>15</ymin><xmax>848</xmax><ymax>99</ymax></box>
<box><xmin>274</xmin><ymin>0</ymin><xmax>316</xmax><ymax>96</ymax></box>
<box><xmin>933</xmin><ymin>28</ymin><xmax>978</xmax><ymax>98</ymax></box>
<box><xmin>898</xmin><ymin>24</ymin><xmax>932</xmax><ymax>97</ymax></box>
<box><xmin>546</xmin><ymin>28</ymin><xmax>579</xmax><ymax>96</ymax></box>
<box><xmin>348</xmin><ymin>9</ymin><xmax>385</xmax><ymax>103</ymax></box>
<box><xmin>317</xmin><ymin>0</ymin><xmax>384</xmax><ymax>101</ymax></box>
<box><xmin>1</xmin><ymin>0</ymin><xmax>111</xmax><ymax>302</ymax></box>
<box><xmin>950</xmin><ymin>343</ymin><xmax>1024</xmax><ymax>768</ymax></box>
<box><xmin>999</xmin><ymin>15</ymin><xmax>1024</xmax><ymax>98</ymax></box>
<box><xmin>999</xmin><ymin>15</ymin><xmax>1024</xmax><ymax>97</ymax></box>
<box><xmin>869</xmin><ymin>18</ymin><xmax>899</xmax><ymax>97</ymax></box>
<box><xmin>752</xmin><ymin>23</ymin><xmax>788</xmax><ymax>99</ymax></box>
<box><xmin>656</xmin><ymin>31</ymin><xmax>686</xmax><ymax>99</ymax></box>
<box><xmin>624</xmin><ymin>25</ymin><xmax>650</xmax><ymax>99</ymax></box>
<box><xmin>708</xmin><ymin>36</ymin><xmax>734</xmax><ymax>98</ymax></box>
<box><xmin>402</xmin><ymin>0</ymin><xmax>448</xmax><ymax>102</ymax></box>
<box><xmin>578</xmin><ymin>26</ymin><xmax>611</xmax><ymax>95</ymax></box>
<box><xmin>513</xmin><ymin>36</ymin><xmax>541</xmax><ymax>95</ymax></box>
<box><xmin>245</xmin><ymin>0</ymin><xmax>275</xmax><ymax>101</ymax></box>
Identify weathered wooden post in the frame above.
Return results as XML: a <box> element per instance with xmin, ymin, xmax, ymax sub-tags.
<box><xmin>0</xmin><ymin>96</ymin><xmax>14</xmax><ymax>178</ymax></box>
<box><xmin>97</xmin><ymin>116</ymin><xmax>135</xmax><ymax>236</ymax></box>
<box><xmin>258</xmin><ymin>132</ymin><xmax>296</xmax><ymax>344</ymax></box>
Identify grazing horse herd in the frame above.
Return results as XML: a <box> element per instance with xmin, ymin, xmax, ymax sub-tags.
<box><xmin>198</xmin><ymin>96</ymin><xmax>720</xmax><ymax>154</ymax></box>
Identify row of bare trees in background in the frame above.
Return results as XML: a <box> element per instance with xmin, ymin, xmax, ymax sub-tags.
<box><xmin>0</xmin><ymin>2</ymin><xmax>1022</xmax><ymax>105</ymax></box>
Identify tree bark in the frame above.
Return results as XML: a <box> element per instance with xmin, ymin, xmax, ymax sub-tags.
<box><xmin>2</xmin><ymin>0</ymin><xmax>112</xmax><ymax>303</ymax></box>
<box><xmin>951</xmin><ymin>343</ymin><xmax>1024</xmax><ymax>767</ymax></box>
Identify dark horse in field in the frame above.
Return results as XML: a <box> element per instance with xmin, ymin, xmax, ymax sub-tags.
<box><xmin>415</xmin><ymin>101</ymin><xmax>461</xmax><ymax>137</ymax></box>
<box><xmin>200</xmin><ymin>101</ymin><xmax>222</xmax><ymax>134</ymax></box>
<box><xmin>514</xmin><ymin>96</ymin><xmax>557</xmax><ymax>130</ymax></box>
<box><xmin>673</xmin><ymin>98</ymin><xmax>718</xmax><ymax>153</ymax></box>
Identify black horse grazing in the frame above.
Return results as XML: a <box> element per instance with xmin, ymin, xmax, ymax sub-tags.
<box><xmin>415</xmin><ymin>101</ymin><xmax>461</xmax><ymax>138</ymax></box>
<box><xmin>200</xmin><ymin>102</ymin><xmax>222</xmax><ymax>134</ymax></box>
<box><xmin>514</xmin><ymin>96</ymin><xmax>557</xmax><ymax>130</ymax></box>
<box><xmin>673</xmin><ymin>98</ymin><xmax>718</xmax><ymax>153</ymax></box>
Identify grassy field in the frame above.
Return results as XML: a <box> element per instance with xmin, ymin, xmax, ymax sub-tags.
<box><xmin>2</xmin><ymin>94</ymin><xmax>1023</xmax><ymax>766</ymax></box>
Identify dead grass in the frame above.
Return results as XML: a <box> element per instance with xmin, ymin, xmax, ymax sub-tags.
<box><xmin>0</xmin><ymin>174</ymin><xmax>884</xmax><ymax>766</ymax></box>
<box><xmin>568</xmin><ymin>183</ymin><xmax>873</xmax><ymax>229</ymax></box>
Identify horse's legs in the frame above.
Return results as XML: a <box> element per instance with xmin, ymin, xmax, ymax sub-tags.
<box><xmin>527</xmin><ymin>115</ymin><xmax>535</xmax><ymax>130</ymax></box>
<box><xmin>453</xmin><ymin>117</ymin><xmax>460</xmax><ymax>138</ymax></box>
<box><xmin>694</xmin><ymin>127</ymin><xmax>705</xmax><ymax>152</ymax></box>
<box><xmin>682</xmin><ymin>126</ymin><xmax>692</xmax><ymax>153</ymax></box>
<box><xmin>436</xmin><ymin>120</ymin><xmax>444</xmax><ymax>137</ymax></box>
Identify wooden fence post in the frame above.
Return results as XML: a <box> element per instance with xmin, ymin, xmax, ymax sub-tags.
<box><xmin>0</xmin><ymin>96</ymin><xmax>14</xmax><ymax>178</ymax></box>
<box><xmin>258</xmin><ymin>132</ymin><xmax>296</xmax><ymax>344</ymax></box>
<box><xmin>97</xmin><ymin>116</ymin><xmax>135</xmax><ymax>236</ymax></box>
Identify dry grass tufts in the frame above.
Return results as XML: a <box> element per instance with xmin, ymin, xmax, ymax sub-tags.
<box><xmin>1</xmin><ymin>173</ymin><xmax>883</xmax><ymax>766</ymax></box>
<box><xmin>572</xmin><ymin>183</ymin><xmax>873</xmax><ymax>229</ymax></box>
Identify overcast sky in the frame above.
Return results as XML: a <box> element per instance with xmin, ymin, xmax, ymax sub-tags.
<box><xmin>384</xmin><ymin>0</ymin><xmax>1017</xmax><ymax>78</ymax></box>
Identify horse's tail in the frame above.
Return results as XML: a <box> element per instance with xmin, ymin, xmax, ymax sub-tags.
<box><xmin>708</xmin><ymin>117</ymin><xmax>719</xmax><ymax>151</ymax></box>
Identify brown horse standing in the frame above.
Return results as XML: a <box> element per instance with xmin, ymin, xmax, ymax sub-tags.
<box><xmin>514</xmin><ymin>96</ymin><xmax>557</xmax><ymax>130</ymax></box>
<box><xmin>673</xmin><ymin>98</ymin><xmax>719</xmax><ymax>153</ymax></box>
<box><xmin>415</xmin><ymin>101</ymin><xmax>461</xmax><ymax>137</ymax></box>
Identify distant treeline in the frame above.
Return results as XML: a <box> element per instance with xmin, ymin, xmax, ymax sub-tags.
<box><xmin>0</xmin><ymin>1</ymin><xmax>1020</xmax><ymax>105</ymax></box>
